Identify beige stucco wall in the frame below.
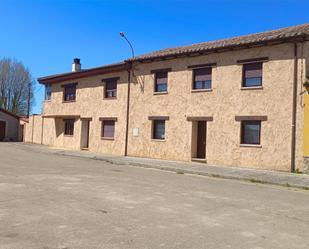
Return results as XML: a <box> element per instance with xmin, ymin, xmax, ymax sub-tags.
<box><xmin>0</xmin><ymin>111</ymin><xmax>19</xmax><ymax>141</ymax></box>
<box><xmin>41</xmin><ymin>71</ymin><xmax>129</xmax><ymax>154</ymax></box>
<box><xmin>127</xmin><ymin>43</ymin><xmax>305</xmax><ymax>172</ymax></box>
<box><xmin>25</xmin><ymin>42</ymin><xmax>308</xmax><ymax>172</ymax></box>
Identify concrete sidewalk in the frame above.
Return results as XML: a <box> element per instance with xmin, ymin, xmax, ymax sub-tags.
<box><xmin>14</xmin><ymin>143</ymin><xmax>309</xmax><ymax>190</ymax></box>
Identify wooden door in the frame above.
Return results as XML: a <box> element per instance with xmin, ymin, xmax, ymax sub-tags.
<box><xmin>0</xmin><ymin>121</ymin><xmax>6</xmax><ymax>141</ymax></box>
<box><xmin>197</xmin><ymin>121</ymin><xmax>206</xmax><ymax>158</ymax></box>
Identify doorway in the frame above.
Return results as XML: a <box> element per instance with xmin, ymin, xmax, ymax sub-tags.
<box><xmin>196</xmin><ymin>121</ymin><xmax>207</xmax><ymax>159</ymax></box>
<box><xmin>0</xmin><ymin>121</ymin><xmax>6</xmax><ymax>141</ymax></box>
<box><xmin>80</xmin><ymin>119</ymin><xmax>90</xmax><ymax>149</ymax></box>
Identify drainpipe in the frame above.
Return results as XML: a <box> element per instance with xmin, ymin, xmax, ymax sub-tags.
<box><xmin>124</xmin><ymin>63</ymin><xmax>132</xmax><ymax>156</ymax></box>
<box><xmin>291</xmin><ymin>42</ymin><xmax>298</xmax><ymax>172</ymax></box>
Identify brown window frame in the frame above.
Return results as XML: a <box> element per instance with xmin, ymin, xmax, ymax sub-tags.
<box><xmin>151</xmin><ymin>69</ymin><xmax>171</xmax><ymax>94</ymax></box>
<box><xmin>62</xmin><ymin>83</ymin><xmax>77</xmax><ymax>102</ymax></box>
<box><xmin>101</xmin><ymin>119</ymin><xmax>116</xmax><ymax>139</ymax></box>
<box><xmin>64</xmin><ymin>119</ymin><xmax>75</xmax><ymax>136</ymax></box>
<box><xmin>240</xmin><ymin>120</ymin><xmax>261</xmax><ymax>145</ymax></box>
<box><xmin>192</xmin><ymin>67</ymin><xmax>212</xmax><ymax>90</ymax></box>
<box><xmin>242</xmin><ymin>62</ymin><xmax>263</xmax><ymax>88</ymax></box>
<box><xmin>102</xmin><ymin>77</ymin><xmax>119</xmax><ymax>99</ymax></box>
<box><xmin>152</xmin><ymin>120</ymin><xmax>166</xmax><ymax>140</ymax></box>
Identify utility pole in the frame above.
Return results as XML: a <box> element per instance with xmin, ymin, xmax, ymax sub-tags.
<box><xmin>27</xmin><ymin>82</ymin><xmax>31</xmax><ymax>118</ymax></box>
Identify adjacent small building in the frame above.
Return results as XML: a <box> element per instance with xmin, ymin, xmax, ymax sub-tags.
<box><xmin>0</xmin><ymin>108</ymin><xmax>23</xmax><ymax>141</ymax></box>
<box><xmin>25</xmin><ymin>24</ymin><xmax>309</xmax><ymax>173</ymax></box>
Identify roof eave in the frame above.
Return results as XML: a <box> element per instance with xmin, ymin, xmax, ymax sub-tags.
<box><xmin>130</xmin><ymin>34</ymin><xmax>309</xmax><ymax>63</ymax></box>
<box><xmin>38</xmin><ymin>63</ymin><xmax>130</xmax><ymax>84</ymax></box>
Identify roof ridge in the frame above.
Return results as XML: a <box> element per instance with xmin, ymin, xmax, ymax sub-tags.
<box><xmin>131</xmin><ymin>23</ymin><xmax>309</xmax><ymax>61</ymax></box>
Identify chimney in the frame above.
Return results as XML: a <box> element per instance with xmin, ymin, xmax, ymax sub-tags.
<box><xmin>72</xmin><ymin>58</ymin><xmax>81</xmax><ymax>72</ymax></box>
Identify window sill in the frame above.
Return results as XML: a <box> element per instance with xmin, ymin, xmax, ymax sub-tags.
<box><xmin>64</xmin><ymin>135</ymin><xmax>74</xmax><ymax>137</ymax></box>
<box><xmin>103</xmin><ymin>97</ymin><xmax>117</xmax><ymax>100</ymax></box>
<box><xmin>151</xmin><ymin>139</ymin><xmax>166</xmax><ymax>142</ymax></box>
<box><xmin>241</xmin><ymin>86</ymin><xmax>263</xmax><ymax>90</ymax></box>
<box><xmin>191</xmin><ymin>89</ymin><xmax>212</xmax><ymax>93</ymax></box>
<box><xmin>240</xmin><ymin>144</ymin><xmax>262</xmax><ymax>148</ymax></box>
<box><xmin>101</xmin><ymin>137</ymin><xmax>115</xmax><ymax>140</ymax></box>
<box><xmin>63</xmin><ymin>100</ymin><xmax>76</xmax><ymax>103</ymax></box>
<box><xmin>153</xmin><ymin>91</ymin><xmax>168</xmax><ymax>95</ymax></box>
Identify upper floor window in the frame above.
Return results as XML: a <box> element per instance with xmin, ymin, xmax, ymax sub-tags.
<box><xmin>154</xmin><ymin>71</ymin><xmax>168</xmax><ymax>93</ymax></box>
<box><xmin>45</xmin><ymin>84</ymin><xmax>52</xmax><ymax>101</ymax></box>
<box><xmin>64</xmin><ymin>119</ymin><xmax>74</xmax><ymax>136</ymax></box>
<box><xmin>242</xmin><ymin>62</ymin><xmax>263</xmax><ymax>87</ymax></box>
<box><xmin>63</xmin><ymin>83</ymin><xmax>77</xmax><ymax>102</ymax></box>
<box><xmin>104</xmin><ymin>78</ymin><xmax>118</xmax><ymax>98</ymax></box>
<box><xmin>193</xmin><ymin>67</ymin><xmax>212</xmax><ymax>90</ymax></box>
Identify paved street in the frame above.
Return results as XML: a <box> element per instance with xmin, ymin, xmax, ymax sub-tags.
<box><xmin>0</xmin><ymin>143</ymin><xmax>309</xmax><ymax>249</ymax></box>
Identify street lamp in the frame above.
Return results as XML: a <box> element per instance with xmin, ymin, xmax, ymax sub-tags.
<box><xmin>119</xmin><ymin>32</ymin><xmax>135</xmax><ymax>58</ymax></box>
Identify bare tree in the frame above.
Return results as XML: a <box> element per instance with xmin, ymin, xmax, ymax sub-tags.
<box><xmin>0</xmin><ymin>58</ymin><xmax>35</xmax><ymax>116</ymax></box>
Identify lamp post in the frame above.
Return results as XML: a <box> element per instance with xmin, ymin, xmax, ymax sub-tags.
<box><xmin>119</xmin><ymin>32</ymin><xmax>135</xmax><ymax>58</ymax></box>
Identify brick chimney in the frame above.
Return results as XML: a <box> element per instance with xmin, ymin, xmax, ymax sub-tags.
<box><xmin>72</xmin><ymin>58</ymin><xmax>81</xmax><ymax>72</ymax></box>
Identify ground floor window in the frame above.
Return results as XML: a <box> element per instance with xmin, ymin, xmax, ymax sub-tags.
<box><xmin>101</xmin><ymin>120</ymin><xmax>115</xmax><ymax>139</ymax></box>
<box><xmin>241</xmin><ymin>120</ymin><xmax>261</xmax><ymax>145</ymax></box>
<box><xmin>64</xmin><ymin>119</ymin><xmax>74</xmax><ymax>136</ymax></box>
<box><xmin>152</xmin><ymin>120</ymin><xmax>165</xmax><ymax>140</ymax></box>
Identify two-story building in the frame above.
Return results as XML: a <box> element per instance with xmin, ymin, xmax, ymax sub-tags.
<box><xmin>26</xmin><ymin>24</ymin><xmax>309</xmax><ymax>173</ymax></box>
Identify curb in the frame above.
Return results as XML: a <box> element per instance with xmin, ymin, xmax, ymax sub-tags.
<box><xmin>56</xmin><ymin>151</ymin><xmax>309</xmax><ymax>190</ymax></box>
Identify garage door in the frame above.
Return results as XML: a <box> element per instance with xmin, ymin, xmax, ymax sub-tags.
<box><xmin>0</xmin><ymin>121</ymin><xmax>5</xmax><ymax>141</ymax></box>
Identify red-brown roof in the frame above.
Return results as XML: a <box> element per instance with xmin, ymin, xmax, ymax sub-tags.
<box><xmin>0</xmin><ymin>108</ymin><xmax>21</xmax><ymax>120</ymax></box>
<box><xmin>129</xmin><ymin>23</ymin><xmax>309</xmax><ymax>62</ymax></box>
<box><xmin>38</xmin><ymin>24</ymin><xmax>309</xmax><ymax>83</ymax></box>
<box><xmin>38</xmin><ymin>62</ymin><xmax>129</xmax><ymax>84</ymax></box>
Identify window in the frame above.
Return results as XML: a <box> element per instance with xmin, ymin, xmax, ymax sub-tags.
<box><xmin>193</xmin><ymin>67</ymin><xmax>212</xmax><ymax>90</ymax></box>
<box><xmin>64</xmin><ymin>119</ymin><xmax>74</xmax><ymax>136</ymax></box>
<box><xmin>241</xmin><ymin>121</ymin><xmax>261</xmax><ymax>145</ymax></box>
<box><xmin>101</xmin><ymin>120</ymin><xmax>115</xmax><ymax>139</ymax></box>
<box><xmin>152</xmin><ymin>120</ymin><xmax>165</xmax><ymax>140</ymax></box>
<box><xmin>45</xmin><ymin>84</ymin><xmax>52</xmax><ymax>100</ymax></box>
<box><xmin>154</xmin><ymin>71</ymin><xmax>168</xmax><ymax>93</ymax></box>
<box><xmin>63</xmin><ymin>84</ymin><xmax>76</xmax><ymax>101</ymax></box>
<box><xmin>242</xmin><ymin>62</ymin><xmax>263</xmax><ymax>87</ymax></box>
<box><xmin>105</xmin><ymin>79</ymin><xmax>117</xmax><ymax>98</ymax></box>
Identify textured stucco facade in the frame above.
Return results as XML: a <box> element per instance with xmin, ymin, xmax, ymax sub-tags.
<box><xmin>26</xmin><ymin>39</ymin><xmax>309</xmax><ymax>172</ymax></box>
<box><xmin>25</xmin><ymin>71</ymin><xmax>129</xmax><ymax>155</ymax></box>
<box><xmin>128</xmin><ymin>43</ymin><xmax>306</xmax><ymax>172</ymax></box>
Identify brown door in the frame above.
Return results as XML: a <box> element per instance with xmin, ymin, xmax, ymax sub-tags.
<box><xmin>0</xmin><ymin>121</ymin><xmax>6</xmax><ymax>141</ymax></box>
<box><xmin>197</xmin><ymin>121</ymin><xmax>206</xmax><ymax>158</ymax></box>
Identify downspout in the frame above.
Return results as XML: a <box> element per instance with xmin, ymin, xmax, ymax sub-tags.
<box><xmin>291</xmin><ymin>42</ymin><xmax>298</xmax><ymax>172</ymax></box>
<box><xmin>124</xmin><ymin>63</ymin><xmax>132</xmax><ymax>156</ymax></box>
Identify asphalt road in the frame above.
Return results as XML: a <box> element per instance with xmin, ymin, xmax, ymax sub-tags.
<box><xmin>0</xmin><ymin>143</ymin><xmax>309</xmax><ymax>249</ymax></box>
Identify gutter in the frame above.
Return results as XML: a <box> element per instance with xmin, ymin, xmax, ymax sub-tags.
<box><xmin>291</xmin><ymin>43</ymin><xmax>298</xmax><ymax>172</ymax></box>
<box><xmin>124</xmin><ymin>63</ymin><xmax>132</xmax><ymax>156</ymax></box>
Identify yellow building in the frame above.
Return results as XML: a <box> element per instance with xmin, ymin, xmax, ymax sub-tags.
<box><xmin>25</xmin><ymin>24</ymin><xmax>309</xmax><ymax>173</ymax></box>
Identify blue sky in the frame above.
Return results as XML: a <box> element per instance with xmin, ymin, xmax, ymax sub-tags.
<box><xmin>0</xmin><ymin>0</ymin><xmax>308</xmax><ymax>114</ymax></box>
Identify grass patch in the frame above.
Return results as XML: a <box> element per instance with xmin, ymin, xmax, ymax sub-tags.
<box><xmin>249</xmin><ymin>178</ymin><xmax>265</xmax><ymax>184</ymax></box>
<box><xmin>176</xmin><ymin>170</ymin><xmax>184</xmax><ymax>175</ymax></box>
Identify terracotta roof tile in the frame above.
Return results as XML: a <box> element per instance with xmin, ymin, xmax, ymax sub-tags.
<box><xmin>130</xmin><ymin>24</ymin><xmax>309</xmax><ymax>62</ymax></box>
